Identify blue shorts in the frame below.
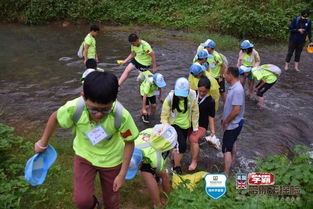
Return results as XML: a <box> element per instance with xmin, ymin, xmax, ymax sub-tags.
<box><xmin>222</xmin><ymin>122</ymin><xmax>244</xmax><ymax>153</ymax></box>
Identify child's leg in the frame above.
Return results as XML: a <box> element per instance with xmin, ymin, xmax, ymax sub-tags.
<box><xmin>98</xmin><ymin>164</ymin><xmax>122</xmax><ymax>209</ymax></box>
<box><xmin>150</xmin><ymin>104</ymin><xmax>157</xmax><ymax>115</ymax></box>
<box><xmin>73</xmin><ymin>155</ymin><xmax>97</xmax><ymax>209</ymax></box>
<box><xmin>248</xmin><ymin>78</ymin><xmax>255</xmax><ymax>97</ymax></box>
<box><xmin>118</xmin><ymin>63</ymin><xmax>136</xmax><ymax>86</ymax></box>
<box><xmin>240</xmin><ymin>74</ymin><xmax>246</xmax><ymax>87</ymax></box>
<box><xmin>141</xmin><ymin>171</ymin><xmax>161</xmax><ymax>207</ymax></box>
<box><xmin>172</xmin><ymin>125</ymin><xmax>188</xmax><ymax>169</ymax></box>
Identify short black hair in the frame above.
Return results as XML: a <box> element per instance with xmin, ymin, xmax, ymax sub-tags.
<box><xmin>198</xmin><ymin>76</ymin><xmax>211</xmax><ymax>89</ymax></box>
<box><xmin>90</xmin><ymin>25</ymin><xmax>100</xmax><ymax>32</ymax></box>
<box><xmin>227</xmin><ymin>66</ymin><xmax>239</xmax><ymax>78</ymax></box>
<box><xmin>301</xmin><ymin>9</ymin><xmax>310</xmax><ymax>17</ymax></box>
<box><xmin>86</xmin><ymin>59</ymin><xmax>97</xmax><ymax>69</ymax></box>
<box><xmin>128</xmin><ymin>33</ymin><xmax>139</xmax><ymax>42</ymax></box>
<box><xmin>83</xmin><ymin>71</ymin><xmax>118</xmax><ymax>104</ymax></box>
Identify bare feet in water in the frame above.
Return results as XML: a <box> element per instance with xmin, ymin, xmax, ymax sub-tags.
<box><xmin>284</xmin><ymin>62</ymin><xmax>289</xmax><ymax>71</ymax></box>
<box><xmin>188</xmin><ymin>161</ymin><xmax>197</xmax><ymax>171</ymax></box>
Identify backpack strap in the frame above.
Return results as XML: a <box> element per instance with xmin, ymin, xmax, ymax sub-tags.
<box><xmin>73</xmin><ymin>97</ymin><xmax>123</xmax><ymax>130</ymax></box>
<box><xmin>73</xmin><ymin>97</ymin><xmax>85</xmax><ymax>124</ymax></box>
<box><xmin>114</xmin><ymin>101</ymin><xmax>123</xmax><ymax>129</ymax></box>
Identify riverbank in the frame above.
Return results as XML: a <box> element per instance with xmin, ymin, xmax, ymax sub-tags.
<box><xmin>1</xmin><ymin>0</ymin><xmax>312</xmax><ymax>41</ymax></box>
<box><xmin>1</xmin><ymin>123</ymin><xmax>312</xmax><ymax>209</ymax></box>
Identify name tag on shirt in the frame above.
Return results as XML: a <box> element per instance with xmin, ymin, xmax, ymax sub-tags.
<box><xmin>86</xmin><ymin>125</ymin><xmax>108</xmax><ymax>146</ymax></box>
<box><xmin>247</xmin><ymin>58</ymin><xmax>253</xmax><ymax>63</ymax></box>
<box><xmin>209</xmin><ymin>63</ymin><xmax>216</xmax><ymax>68</ymax></box>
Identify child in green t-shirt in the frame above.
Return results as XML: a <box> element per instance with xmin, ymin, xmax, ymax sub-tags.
<box><xmin>34</xmin><ymin>71</ymin><xmax>139</xmax><ymax>209</ymax></box>
<box><xmin>126</xmin><ymin>124</ymin><xmax>178</xmax><ymax>208</ymax></box>
<box><xmin>140</xmin><ymin>72</ymin><xmax>166</xmax><ymax>124</ymax></box>
<box><xmin>250</xmin><ymin>64</ymin><xmax>280</xmax><ymax>106</ymax></box>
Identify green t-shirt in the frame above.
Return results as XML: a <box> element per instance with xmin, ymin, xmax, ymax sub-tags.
<box><xmin>252</xmin><ymin>64</ymin><xmax>277</xmax><ymax>84</ymax></box>
<box><xmin>84</xmin><ymin>33</ymin><xmax>96</xmax><ymax>59</ymax></box>
<box><xmin>192</xmin><ymin>46</ymin><xmax>222</xmax><ymax>78</ymax></box>
<box><xmin>242</xmin><ymin>50</ymin><xmax>260</xmax><ymax>67</ymax></box>
<box><xmin>140</xmin><ymin>73</ymin><xmax>158</xmax><ymax>97</ymax></box>
<box><xmin>173</xmin><ymin>100</ymin><xmax>190</xmax><ymax>129</ymax></box>
<box><xmin>131</xmin><ymin>40</ymin><xmax>153</xmax><ymax>66</ymax></box>
<box><xmin>207</xmin><ymin>51</ymin><xmax>223</xmax><ymax>78</ymax></box>
<box><xmin>56</xmin><ymin>97</ymin><xmax>139</xmax><ymax>167</ymax></box>
<box><xmin>135</xmin><ymin>128</ymin><xmax>166</xmax><ymax>171</ymax></box>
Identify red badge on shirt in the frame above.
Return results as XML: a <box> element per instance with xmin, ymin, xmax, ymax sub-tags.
<box><xmin>121</xmin><ymin>129</ymin><xmax>132</xmax><ymax>138</ymax></box>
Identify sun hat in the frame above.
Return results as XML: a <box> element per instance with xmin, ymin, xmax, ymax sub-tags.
<box><xmin>174</xmin><ymin>77</ymin><xmax>190</xmax><ymax>97</ymax></box>
<box><xmin>241</xmin><ymin>40</ymin><xmax>254</xmax><ymax>49</ymax></box>
<box><xmin>24</xmin><ymin>144</ymin><xmax>57</xmax><ymax>186</ymax></box>
<box><xmin>149</xmin><ymin>124</ymin><xmax>178</xmax><ymax>152</ymax></box>
<box><xmin>200</xmin><ymin>39</ymin><xmax>216</xmax><ymax>48</ymax></box>
<box><xmin>197</xmin><ymin>49</ymin><xmax>211</xmax><ymax>59</ymax></box>
<box><xmin>190</xmin><ymin>63</ymin><xmax>206</xmax><ymax>76</ymax></box>
<box><xmin>153</xmin><ymin>73</ymin><xmax>166</xmax><ymax>88</ymax></box>
<box><xmin>125</xmin><ymin>148</ymin><xmax>143</xmax><ymax>180</ymax></box>
<box><xmin>239</xmin><ymin>65</ymin><xmax>252</xmax><ymax>74</ymax></box>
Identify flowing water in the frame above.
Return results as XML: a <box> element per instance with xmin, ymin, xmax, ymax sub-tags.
<box><xmin>1</xmin><ymin>23</ymin><xmax>313</xmax><ymax>173</ymax></box>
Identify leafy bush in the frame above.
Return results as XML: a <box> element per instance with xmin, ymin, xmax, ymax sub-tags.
<box><xmin>1</xmin><ymin>0</ymin><xmax>312</xmax><ymax>40</ymax></box>
<box><xmin>166</xmin><ymin>145</ymin><xmax>313</xmax><ymax>209</ymax></box>
<box><xmin>0</xmin><ymin>123</ymin><xmax>74</xmax><ymax>209</ymax></box>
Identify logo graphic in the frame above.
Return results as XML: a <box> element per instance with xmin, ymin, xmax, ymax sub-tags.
<box><xmin>121</xmin><ymin>129</ymin><xmax>132</xmax><ymax>138</ymax></box>
<box><xmin>248</xmin><ymin>173</ymin><xmax>275</xmax><ymax>185</ymax></box>
<box><xmin>236</xmin><ymin>173</ymin><xmax>247</xmax><ymax>189</ymax></box>
<box><xmin>204</xmin><ymin>174</ymin><xmax>227</xmax><ymax>200</ymax></box>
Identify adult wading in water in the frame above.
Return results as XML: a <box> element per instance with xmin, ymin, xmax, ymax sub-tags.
<box><xmin>285</xmin><ymin>9</ymin><xmax>312</xmax><ymax>72</ymax></box>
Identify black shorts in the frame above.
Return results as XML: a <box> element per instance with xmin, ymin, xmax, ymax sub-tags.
<box><xmin>222</xmin><ymin>125</ymin><xmax>243</xmax><ymax>153</ymax></box>
<box><xmin>139</xmin><ymin>151</ymin><xmax>169</xmax><ymax>175</ymax></box>
<box><xmin>216</xmin><ymin>77</ymin><xmax>225</xmax><ymax>93</ymax></box>
<box><xmin>172</xmin><ymin>124</ymin><xmax>189</xmax><ymax>153</ymax></box>
<box><xmin>141</xmin><ymin>95</ymin><xmax>156</xmax><ymax>105</ymax></box>
<box><xmin>140</xmin><ymin>163</ymin><xmax>156</xmax><ymax>175</ymax></box>
<box><xmin>130</xmin><ymin>58</ymin><xmax>150</xmax><ymax>72</ymax></box>
<box><xmin>256</xmin><ymin>81</ymin><xmax>276</xmax><ymax>97</ymax></box>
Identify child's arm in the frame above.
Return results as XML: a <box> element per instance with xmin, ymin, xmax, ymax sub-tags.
<box><xmin>160</xmin><ymin>98</ymin><xmax>171</xmax><ymax>124</ymax></box>
<box><xmin>254</xmin><ymin>51</ymin><xmax>261</xmax><ymax>67</ymax></box>
<box><xmin>237</xmin><ymin>51</ymin><xmax>243</xmax><ymax>67</ymax></box>
<box><xmin>122</xmin><ymin>52</ymin><xmax>135</xmax><ymax>65</ymax></box>
<box><xmin>157</xmin><ymin>170</ymin><xmax>171</xmax><ymax>195</ymax></box>
<box><xmin>158</xmin><ymin>88</ymin><xmax>164</xmax><ymax>103</ymax></box>
<box><xmin>150</xmin><ymin>53</ymin><xmax>157</xmax><ymax>73</ymax></box>
<box><xmin>255</xmin><ymin>80</ymin><xmax>266</xmax><ymax>92</ymax></box>
<box><xmin>34</xmin><ymin>111</ymin><xmax>58</xmax><ymax>153</ymax></box>
<box><xmin>83</xmin><ymin>45</ymin><xmax>89</xmax><ymax>64</ymax></box>
<box><xmin>113</xmin><ymin>140</ymin><xmax>134</xmax><ymax>192</ymax></box>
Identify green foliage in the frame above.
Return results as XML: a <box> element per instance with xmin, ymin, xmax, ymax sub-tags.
<box><xmin>0</xmin><ymin>123</ymin><xmax>74</xmax><ymax>209</ymax></box>
<box><xmin>1</xmin><ymin>0</ymin><xmax>313</xmax><ymax>40</ymax></box>
<box><xmin>166</xmin><ymin>145</ymin><xmax>313</xmax><ymax>209</ymax></box>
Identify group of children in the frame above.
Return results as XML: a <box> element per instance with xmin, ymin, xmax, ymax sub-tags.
<box><xmin>34</xmin><ymin>27</ymin><xmax>282</xmax><ymax>209</ymax></box>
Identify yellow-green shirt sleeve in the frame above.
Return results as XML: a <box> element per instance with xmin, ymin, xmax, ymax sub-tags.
<box><xmin>119</xmin><ymin>109</ymin><xmax>139</xmax><ymax>141</ymax></box>
<box><xmin>56</xmin><ymin>99</ymin><xmax>78</xmax><ymax>129</ymax></box>
<box><xmin>160</xmin><ymin>97</ymin><xmax>171</xmax><ymax>124</ymax></box>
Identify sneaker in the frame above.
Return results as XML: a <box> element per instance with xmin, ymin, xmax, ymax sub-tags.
<box><xmin>172</xmin><ymin>166</ymin><xmax>183</xmax><ymax>175</ymax></box>
<box><xmin>93</xmin><ymin>196</ymin><xmax>103</xmax><ymax>209</ymax></box>
<box><xmin>141</xmin><ymin>115</ymin><xmax>150</xmax><ymax>124</ymax></box>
